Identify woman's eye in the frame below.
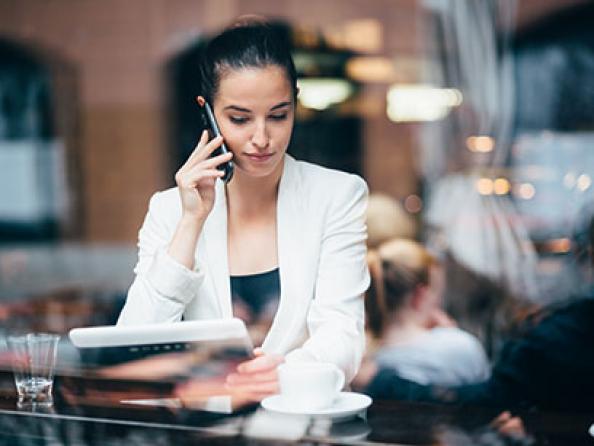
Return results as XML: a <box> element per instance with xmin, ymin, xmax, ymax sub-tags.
<box><xmin>229</xmin><ymin>116</ymin><xmax>248</xmax><ymax>124</ymax></box>
<box><xmin>269</xmin><ymin>113</ymin><xmax>288</xmax><ymax>121</ymax></box>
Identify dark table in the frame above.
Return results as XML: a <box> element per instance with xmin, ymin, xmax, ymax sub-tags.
<box><xmin>0</xmin><ymin>370</ymin><xmax>592</xmax><ymax>445</ymax></box>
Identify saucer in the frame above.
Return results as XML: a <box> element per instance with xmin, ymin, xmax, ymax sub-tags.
<box><xmin>261</xmin><ymin>392</ymin><xmax>372</xmax><ymax>420</ymax></box>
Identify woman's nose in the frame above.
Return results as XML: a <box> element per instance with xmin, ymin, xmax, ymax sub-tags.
<box><xmin>251</xmin><ymin>121</ymin><xmax>270</xmax><ymax>150</ymax></box>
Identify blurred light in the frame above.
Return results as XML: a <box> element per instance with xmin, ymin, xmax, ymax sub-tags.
<box><xmin>541</xmin><ymin>238</ymin><xmax>571</xmax><ymax>254</ymax></box>
<box><xmin>404</xmin><ymin>194</ymin><xmax>423</xmax><ymax>213</ymax></box>
<box><xmin>516</xmin><ymin>183</ymin><xmax>536</xmax><ymax>200</ymax></box>
<box><xmin>466</xmin><ymin>136</ymin><xmax>494</xmax><ymax>153</ymax></box>
<box><xmin>563</xmin><ymin>172</ymin><xmax>576</xmax><ymax>189</ymax></box>
<box><xmin>297</xmin><ymin>78</ymin><xmax>354</xmax><ymax>110</ymax></box>
<box><xmin>493</xmin><ymin>178</ymin><xmax>510</xmax><ymax>195</ymax></box>
<box><xmin>577</xmin><ymin>174</ymin><xmax>591</xmax><ymax>192</ymax></box>
<box><xmin>550</xmin><ymin>238</ymin><xmax>571</xmax><ymax>254</ymax></box>
<box><xmin>476</xmin><ymin>178</ymin><xmax>494</xmax><ymax>195</ymax></box>
<box><xmin>323</xmin><ymin>19</ymin><xmax>383</xmax><ymax>53</ymax></box>
<box><xmin>386</xmin><ymin>84</ymin><xmax>462</xmax><ymax>122</ymax></box>
<box><xmin>346</xmin><ymin>57</ymin><xmax>394</xmax><ymax>83</ymax></box>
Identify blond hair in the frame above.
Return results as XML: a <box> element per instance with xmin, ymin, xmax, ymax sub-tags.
<box><xmin>366</xmin><ymin>239</ymin><xmax>437</xmax><ymax>338</ymax></box>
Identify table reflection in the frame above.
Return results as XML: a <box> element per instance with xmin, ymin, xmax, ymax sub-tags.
<box><xmin>0</xmin><ymin>350</ymin><xmax>592</xmax><ymax>445</ymax></box>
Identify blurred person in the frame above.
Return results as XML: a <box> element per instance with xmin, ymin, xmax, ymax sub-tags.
<box><xmin>366</xmin><ymin>193</ymin><xmax>416</xmax><ymax>249</ymax></box>
<box><xmin>363</xmin><ymin>210</ymin><xmax>594</xmax><ymax>412</ymax></box>
<box><xmin>117</xmin><ymin>19</ymin><xmax>369</xmax><ymax>400</ymax></box>
<box><xmin>355</xmin><ymin>239</ymin><xmax>490</xmax><ymax>388</ymax></box>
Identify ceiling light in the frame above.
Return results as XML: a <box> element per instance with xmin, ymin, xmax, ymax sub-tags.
<box><xmin>493</xmin><ymin>178</ymin><xmax>510</xmax><ymax>195</ymax></box>
<box><xmin>476</xmin><ymin>178</ymin><xmax>494</xmax><ymax>195</ymax></box>
<box><xmin>346</xmin><ymin>57</ymin><xmax>395</xmax><ymax>83</ymax></box>
<box><xmin>386</xmin><ymin>84</ymin><xmax>462</xmax><ymax>122</ymax></box>
<box><xmin>466</xmin><ymin>136</ymin><xmax>494</xmax><ymax>153</ymax></box>
<box><xmin>297</xmin><ymin>78</ymin><xmax>354</xmax><ymax>111</ymax></box>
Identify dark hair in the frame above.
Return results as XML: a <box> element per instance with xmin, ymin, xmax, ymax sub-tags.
<box><xmin>199</xmin><ymin>20</ymin><xmax>298</xmax><ymax>105</ymax></box>
<box><xmin>366</xmin><ymin>239</ymin><xmax>436</xmax><ymax>338</ymax></box>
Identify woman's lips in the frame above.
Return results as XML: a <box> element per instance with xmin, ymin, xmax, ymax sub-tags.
<box><xmin>244</xmin><ymin>153</ymin><xmax>274</xmax><ymax>163</ymax></box>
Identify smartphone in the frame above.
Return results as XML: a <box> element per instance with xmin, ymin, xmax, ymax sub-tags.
<box><xmin>203</xmin><ymin>102</ymin><xmax>234</xmax><ymax>183</ymax></box>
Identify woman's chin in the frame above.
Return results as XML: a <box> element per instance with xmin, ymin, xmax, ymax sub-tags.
<box><xmin>235</xmin><ymin>159</ymin><xmax>283</xmax><ymax>179</ymax></box>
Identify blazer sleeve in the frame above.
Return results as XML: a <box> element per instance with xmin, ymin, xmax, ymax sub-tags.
<box><xmin>117</xmin><ymin>191</ymin><xmax>206</xmax><ymax>325</ymax></box>
<box><xmin>285</xmin><ymin>175</ymin><xmax>370</xmax><ymax>382</ymax></box>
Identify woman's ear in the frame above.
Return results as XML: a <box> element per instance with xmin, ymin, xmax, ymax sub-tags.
<box><xmin>196</xmin><ymin>95</ymin><xmax>206</xmax><ymax>107</ymax></box>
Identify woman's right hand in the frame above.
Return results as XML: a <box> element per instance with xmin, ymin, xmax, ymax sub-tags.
<box><xmin>167</xmin><ymin>131</ymin><xmax>231</xmax><ymax>269</ymax></box>
<box><xmin>174</xmin><ymin>130</ymin><xmax>233</xmax><ymax>222</ymax></box>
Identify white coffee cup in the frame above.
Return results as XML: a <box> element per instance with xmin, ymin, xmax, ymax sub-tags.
<box><xmin>277</xmin><ymin>362</ymin><xmax>345</xmax><ymax>412</ymax></box>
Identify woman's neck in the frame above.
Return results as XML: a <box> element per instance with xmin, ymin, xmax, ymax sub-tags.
<box><xmin>225</xmin><ymin>160</ymin><xmax>283</xmax><ymax>217</ymax></box>
<box><xmin>382</xmin><ymin>310</ymin><xmax>429</xmax><ymax>346</ymax></box>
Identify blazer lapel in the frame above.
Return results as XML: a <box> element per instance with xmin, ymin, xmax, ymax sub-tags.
<box><xmin>201</xmin><ymin>180</ymin><xmax>232</xmax><ymax>317</ymax></box>
<box><xmin>263</xmin><ymin>156</ymin><xmax>311</xmax><ymax>353</ymax></box>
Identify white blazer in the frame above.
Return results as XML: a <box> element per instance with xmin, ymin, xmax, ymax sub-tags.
<box><xmin>118</xmin><ymin>155</ymin><xmax>370</xmax><ymax>381</ymax></box>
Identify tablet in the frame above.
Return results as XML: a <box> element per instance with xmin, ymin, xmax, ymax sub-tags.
<box><xmin>67</xmin><ymin>318</ymin><xmax>254</xmax><ymax>371</ymax></box>
<box><xmin>70</xmin><ymin>318</ymin><xmax>251</xmax><ymax>349</ymax></box>
<box><xmin>65</xmin><ymin>319</ymin><xmax>256</xmax><ymax>413</ymax></box>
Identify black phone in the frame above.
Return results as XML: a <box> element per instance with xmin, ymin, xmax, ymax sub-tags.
<box><xmin>203</xmin><ymin>102</ymin><xmax>234</xmax><ymax>183</ymax></box>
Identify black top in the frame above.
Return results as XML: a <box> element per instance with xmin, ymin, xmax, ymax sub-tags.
<box><xmin>365</xmin><ymin>297</ymin><xmax>594</xmax><ymax>412</ymax></box>
<box><xmin>230</xmin><ymin>268</ymin><xmax>280</xmax><ymax>325</ymax></box>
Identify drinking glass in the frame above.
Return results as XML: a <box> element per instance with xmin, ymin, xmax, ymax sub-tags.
<box><xmin>6</xmin><ymin>333</ymin><xmax>60</xmax><ymax>408</ymax></box>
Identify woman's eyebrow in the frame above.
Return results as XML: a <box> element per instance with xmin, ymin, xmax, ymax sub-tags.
<box><xmin>270</xmin><ymin>102</ymin><xmax>291</xmax><ymax>111</ymax></box>
<box><xmin>223</xmin><ymin>105</ymin><xmax>251</xmax><ymax>113</ymax></box>
<box><xmin>223</xmin><ymin>101</ymin><xmax>291</xmax><ymax>113</ymax></box>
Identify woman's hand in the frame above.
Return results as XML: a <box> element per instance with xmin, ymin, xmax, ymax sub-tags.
<box><xmin>167</xmin><ymin>131</ymin><xmax>233</xmax><ymax>269</ymax></box>
<box><xmin>490</xmin><ymin>411</ymin><xmax>528</xmax><ymax>439</ymax></box>
<box><xmin>175</xmin><ymin>130</ymin><xmax>233</xmax><ymax>222</ymax></box>
<box><xmin>225</xmin><ymin>348</ymin><xmax>284</xmax><ymax>402</ymax></box>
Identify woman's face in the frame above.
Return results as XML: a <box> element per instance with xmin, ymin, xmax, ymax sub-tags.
<box><xmin>213</xmin><ymin>65</ymin><xmax>294</xmax><ymax>178</ymax></box>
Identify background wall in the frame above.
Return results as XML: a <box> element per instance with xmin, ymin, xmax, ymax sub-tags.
<box><xmin>0</xmin><ymin>0</ymin><xmax>421</xmax><ymax>242</ymax></box>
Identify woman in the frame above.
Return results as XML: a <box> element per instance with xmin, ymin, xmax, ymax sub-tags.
<box><xmin>364</xmin><ymin>212</ymin><xmax>594</xmax><ymax>412</ymax></box>
<box><xmin>360</xmin><ymin>239</ymin><xmax>489</xmax><ymax>387</ymax></box>
<box><xmin>117</xmin><ymin>20</ymin><xmax>369</xmax><ymax>398</ymax></box>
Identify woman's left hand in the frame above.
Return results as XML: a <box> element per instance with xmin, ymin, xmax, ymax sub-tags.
<box><xmin>225</xmin><ymin>348</ymin><xmax>284</xmax><ymax>401</ymax></box>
